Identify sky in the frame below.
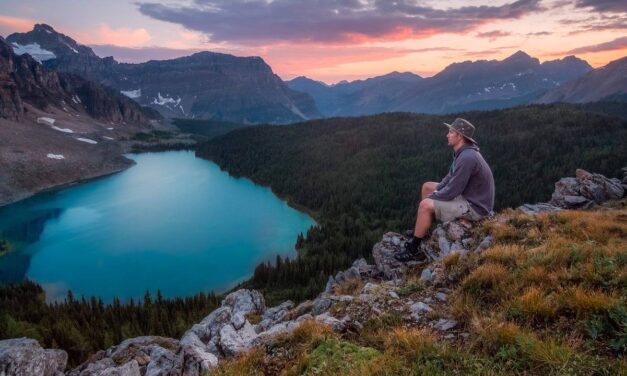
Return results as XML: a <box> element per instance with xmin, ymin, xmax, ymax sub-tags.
<box><xmin>0</xmin><ymin>0</ymin><xmax>625</xmax><ymax>84</ymax></box>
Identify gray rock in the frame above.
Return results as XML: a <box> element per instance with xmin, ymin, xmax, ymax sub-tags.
<box><xmin>435</xmin><ymin>292</ymin><xmax>448</xmax><ymax>302</ymax></box>
<box><xmin>420</xmin><ymin>268</ymin><xmax>432</xmax><ymax>283</ymax></box>
<box><xmin>69</xmin><ymin>336</ymin><xmax>180</xmax><ymax>376</ymax></box>
<box><xmin>221</xmin><ymin>289</ymin><xmax>265</xmax><ymax>318</ymax></box>
<box><xmin>146</xmin><ymin>346</ymin><xmax>182</xmax><ymax>376</ymax></box>
<box><xmin>444</xmin><ymin>221</ymin><xmax>467</xmax><ymax>241</ymax></box>
<box><xmin>219</xmin><ymin>325</ymin><xmax>251</xmax><ymax>358</ymax></box>
<box><xmin>180</xmin><ymin>339</ymin><xmax>218</xmax><ymax>376</ymax></box>
<box><xmin>324</xmin><ymin>275</ymin><xmax>338</xmax><ymax>293</ymax></box>
<box><xmin>434</xmin><ymin>319</ymin><xmax>458</xmax><ymax>331</ymax></box>
<box><xmin>231</xmin><ymin>312</ymin><xmax>246</xmax><ymax>330</ymax></box>
<box><xmin>335</xmin><ymin>266</ymin><xmax>361</xmax><ymax>284</ymax></box>
<box><xmin>198</xmin><ymin>307</ymin><xmax>232</xmax><ymax>339</ymax></box>
<box><xmin>311</xmin><ymin>297</ymin><xmax>332</xmax><ymax>315</ymax></box>
<box><xmin>436</xmin><ymin>229</ymin><xmax>451</xmax><ymax>257</ymax></box>
<box><xmin>0</xmin><ymin>338</ymin><xmax>67</xmax><ymax>376</ymax></box>
<box><xmin>314</xmin><ymin>313</ymin><xmax>346</xmax><ymax>332</ymax></box>
<box><xmin>388</xmin><ymin>290</ymin><xmax>399</xmax><ymax>299</ymax></box>
<box><xmin>410</xmin><ymin>302</ymin><xmax>433</xmax><ymax>314</ymax></box>
<box><xmin>258</xmin><ymin>300</ymin><xmax>294</xmax><ymax>331</ymax></box>
<box><xmin>550</xmin><ymin>169</ymin><xmax>624</xmax><ymax>208</ymax></box>
<box><xmin>351</xmin><ymin>258</ymin><xmax>379</xmax><ymax>277</ymax></box>
<box><xmin>361</xmin><ymin>282</ymin><xmax>378</xmax><ymax>294</ymax></box>
<box><xmin>98</xmin><ymin>360</ymin><xmax>141</xmax><ymax>376</ymax></box>
<box><xmin>291</xmin><ymin>300</ymin><xmax>313</xmax><ymax>318</ymax></box>
<box><xmin>474</xmin><ymin>235</ymin><xmax>493</xmax><ymax>253</ymax></box>
<box><xmin>372</xmin><ymin>232</ymin><xmax>411</xmax><ymax>279</ymax></box>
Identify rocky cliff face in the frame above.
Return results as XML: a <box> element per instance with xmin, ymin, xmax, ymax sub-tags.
<box><xmin>0</xmin><ymin>37</ymin><xmax>156</xmax><ymax>125</ymax></box>
<box><xmin>0</xmin><ymin>37</ymin><xmax>161</xmax><ymax>207</ymax></box>
<box><xmin>6</xmin><ymin>24</ymin><xmax>320</xmax><ymax>124</ymax></box>
<box><xmin>3</xmin><ymin>168</ymin><xmax>623</xmax><ymax>375</ymax></box>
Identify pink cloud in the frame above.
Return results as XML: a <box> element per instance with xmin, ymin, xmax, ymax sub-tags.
<box><xmin>74</xmin><ymin>24</ymin><xmax>151</xmax><ymax>47</ymax></box>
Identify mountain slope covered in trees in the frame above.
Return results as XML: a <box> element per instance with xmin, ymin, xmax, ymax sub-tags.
<box><xmin>197</xmin><ymin>104</ymin><xmax>626</xmax><ymax>302</ymax></box>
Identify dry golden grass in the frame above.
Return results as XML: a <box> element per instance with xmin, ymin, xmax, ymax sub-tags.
<box><xmin>334</xmin><ymin>278</ymin><xmax>364</xmax><ymax>296</ymax></box>
<box><xmin>443</xmin><ymin>252</ymin><xmax>461</xmax><ymax>269</ymax></box>
<box><xmin>555</xmin><ymin>287</ymin><xmax>616</xmax><ymax>316</ymax></box>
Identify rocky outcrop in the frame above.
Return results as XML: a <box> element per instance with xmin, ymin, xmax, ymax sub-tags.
<box><xmin>519</xmin><ymin>168</ymin><xmax>625</xmax><ymax>214</ymax></box>
<box><xmin>0</xmin><ymin>338</ymin><xmax>67</xmax><ymax>376</ymax></box>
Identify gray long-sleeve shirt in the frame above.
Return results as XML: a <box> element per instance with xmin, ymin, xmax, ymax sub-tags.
<box><xmin>428</xmin><ymin>144</ymin><xmax>495</xmax><ymax>216</ymax></box>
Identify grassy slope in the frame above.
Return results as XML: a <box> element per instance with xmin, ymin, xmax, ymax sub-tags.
<box><xmin>212</xmin><ymin>200</ymin><xmax>626</xmax><ymax>375</ymax></box>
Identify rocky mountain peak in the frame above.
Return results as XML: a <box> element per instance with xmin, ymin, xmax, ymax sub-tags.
<box><xmin>6</xmin><ymin>24</ymin><xmax>97</xmax><ymax>60</ymax></box>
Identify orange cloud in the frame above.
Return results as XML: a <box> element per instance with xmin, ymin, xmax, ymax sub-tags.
<box><xmin>0</xmin><ymin>15</ymin><xmax>35</xmax><ymax>35</ymax></box>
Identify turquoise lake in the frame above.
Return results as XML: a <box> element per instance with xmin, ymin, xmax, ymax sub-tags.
<box><xmin>0</xmin><ymin>151</ymin><xmax>314</xmax><ymax>302</ymax></box>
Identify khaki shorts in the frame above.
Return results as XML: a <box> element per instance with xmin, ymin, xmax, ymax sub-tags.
<box><xmin>433</xmin><ymin>196</ymin><xmax>483</xmax><ymax>222</ymax></box>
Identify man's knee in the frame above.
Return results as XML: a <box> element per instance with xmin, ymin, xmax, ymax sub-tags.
<box><xmin>419</xmin><ymin>198</ymin><xmax>435</xmax><ymax>212</ymax></box>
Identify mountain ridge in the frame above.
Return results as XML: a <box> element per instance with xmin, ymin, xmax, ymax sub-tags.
<box><xmin>6</xmin><ymin>24</ymin><xmax>321</xmax><ymax>124</ymax></box>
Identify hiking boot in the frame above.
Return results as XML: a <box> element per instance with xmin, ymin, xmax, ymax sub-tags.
<box><xmin>393</xmin><ymin>248</ymin><xmax>427</xmax><ymax>262</ymax></box>
<box><xmin>394</xmin><ymin>237</ymin><xmax>426</xmax><ymax>262</ymax></box>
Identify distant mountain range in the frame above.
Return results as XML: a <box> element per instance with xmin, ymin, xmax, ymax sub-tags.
<box><xmin>4</xmin><ymin>24</ymin><xmax>626</xmax><ymax>124</ymax></box>
<box><xmin>287</xmin><ymin>51</ymin><xmax>601</xmax><ymax>116</ymax></box>
<box><xmin>6</xmin><ymin>24</ymin><xmax>320</xmax><ymax>124</ymax></box>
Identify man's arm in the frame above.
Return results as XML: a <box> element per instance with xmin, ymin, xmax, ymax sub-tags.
<box><xmin>429</xmin><ymin>152</ymin><xmax>476</xmax><ymax>201</ymax></box>
<box><xmin>436</xmin><ymin>169</ymin><xmax>452</xmax><ymax>191</ymax></box>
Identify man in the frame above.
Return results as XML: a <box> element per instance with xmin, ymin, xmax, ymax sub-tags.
<box><xmin>395</xmin><ymin>118</ymin><xmax>495</xmax><ymax>262</ymax></box>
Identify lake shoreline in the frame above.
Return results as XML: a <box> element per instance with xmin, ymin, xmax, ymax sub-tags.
<box><xmin>0</xmin><ymin>150</ymin><xmax>315</xmax><ymax>303</ymax></box>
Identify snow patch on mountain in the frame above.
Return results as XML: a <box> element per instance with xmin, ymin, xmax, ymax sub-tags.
<box><xmin>10</xmin><ymin>42</ymin><xmax>56</xmax><ymax>63</ymax></box>
<box><xmin>76</xmin><ymin>137</ymin><xmax>98</xmax><ymax>144</ymax></box>
<box><xmin>47</xmin><ymin>154</ymin><xmax>65</xmax><ymax>160</ymax></box>
<box><xmin>121</xmin><ymin>89</ymin><xmax>141</xmax><ymax>99</ymax></box>
<box><xmin>37</xmin><ymin>117</ymin><xmax>56</xmax><ymax>126</ymax></box>
<box><xmin>152</xmin><ymin>92</ymin><xmax>181</xmax><ymax>106</ymax></box>
<box><xmin>51</xmin><ymin>126</ymin><xmax>74</xmax><ymax>133</ymax></box>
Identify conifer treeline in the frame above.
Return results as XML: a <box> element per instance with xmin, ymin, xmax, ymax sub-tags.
<box><xmin>0</xmin><ymin>280</ymin><xmax>220</xmax><ymax>367</ymax></box>
<box><xmin>198</xmin><ymin>104</ymin><xmax>626</xmax><ymax>304</ymax></box>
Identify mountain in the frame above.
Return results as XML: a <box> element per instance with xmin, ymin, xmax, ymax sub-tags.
<box><xmin>6</xmin><ymin>24</ymin><xmax>320</xmax><ymax>124</ymax></box>
<box><xmin>537</xmin><ymin>56</ymin><xmax>627</xmax><ymax>103</ymax></box>
<box><xmin>393</xmin><ymin>51</ymin><xmax>592</xmax><ymax>113</ymax></box>
<box><xmin>288</xmin><ymin>51</ymin><xmax>592</xmax><ymax>116</ymax></box>
<box><xmin>0</xmin><ymin>37</ymin><xmax>158</xmax><ymax>206</ymax></box>
<box><xmin>287</xmin><ymin>71</ymin><xmax>423</xmax><ymax>116</ymax></box>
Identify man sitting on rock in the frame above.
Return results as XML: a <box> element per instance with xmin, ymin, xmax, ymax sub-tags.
<box><xmin>395</xmin><ymin>118</ymin><xmax>495</xmax><ymax>262</ymax></box>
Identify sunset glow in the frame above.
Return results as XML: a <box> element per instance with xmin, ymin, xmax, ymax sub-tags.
<box><xmin>0</xmin><ymin>0</ymin><xmax>625</xmax><ymax>83</ymax></box>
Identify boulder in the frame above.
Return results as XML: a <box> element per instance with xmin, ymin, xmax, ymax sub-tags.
<box><xmin>221</xmin><ymin>289</ymin><xmax>265</xmax><ymax>318</ymax></box>
<box><xmin>69</xmin><ymin>336</ymin><xmax>180</xmax><ymax>376</ymax></box>
<box><xmin>218</xmin><ymin>323</ymin><xmax>258</xmax><ymax>358</ymax></box>
<box><xmin>372</xmin><ymin>232</ymin><xmax>416</xmax><ymax>279</ymax></box>
<box><xmin>257</xmin><ymin>301</ymin><xmax>294</xmax><ymax>332</ymax></box>
<box><xmin>550</xmin><ymin>169</ymin><xmax>624</xmax><ymax>208</ymax></box>
<box><xmin>0</xmin><ymin>338</ymin><xmax>67</xmax><ymax>376</ymax></box>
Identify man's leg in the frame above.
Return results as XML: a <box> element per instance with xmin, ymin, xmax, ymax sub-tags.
<box><xmin>421</xmin><ymin>182</ymin><xmax>438</xmax><ymax>200</ymax></box>
<box><xmin>414</xmin><ymin>198</ymin><xmax>435</xmax><ymax>238</ymax></box>
<box><xmin>395</xmin><ymin>198</ymin><xmax>434</xmax><ymax>262</ymax></box>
